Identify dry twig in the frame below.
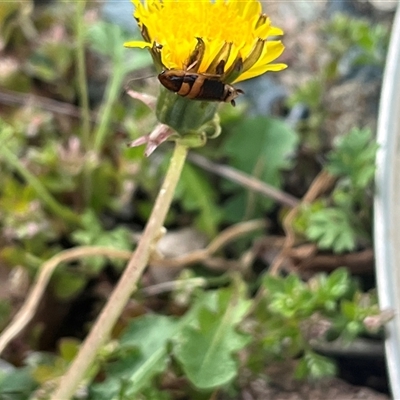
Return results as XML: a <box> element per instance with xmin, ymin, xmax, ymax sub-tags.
<box><xmin>188</xmin><ymin>152</ymin><xmax>300</xmax><ymax>208</ymax></box>
<box><xmin>269</xmin><ymin>170</ymin><xmax>338</xmax><ymax>275</ymax></box>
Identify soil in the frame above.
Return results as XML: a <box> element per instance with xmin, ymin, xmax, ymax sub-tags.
<box><xmin>244</xmin><ymin>377</ymin><xmax>389</xmax><ymax>400</ymax></box>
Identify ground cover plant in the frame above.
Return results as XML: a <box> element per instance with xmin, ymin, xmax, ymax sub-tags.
<box><xmin>0</xmin><ymin>1</ymin><xmax>394</xmax><ymax>399</ymax></box>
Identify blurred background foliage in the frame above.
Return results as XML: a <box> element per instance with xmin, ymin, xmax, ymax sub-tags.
<box><xmin>0</xmin><ymin>0</ymin><xmax>393</xmax><ymax>398</ymax></box>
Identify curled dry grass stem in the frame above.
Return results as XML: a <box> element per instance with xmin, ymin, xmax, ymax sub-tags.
<box><xmin>152</xmin><ymin>219</ymin><xmax>266</xmax><ymax>268</ymax></box>
<box><xmin>0</xmin><ymin>219</ymin><xmax>265</xmax><ymax>356</ymax></box>
<box><xmin>0</xmin><ymin>246</ymin><xmax>132</xmax><ymax>355</ymax></box>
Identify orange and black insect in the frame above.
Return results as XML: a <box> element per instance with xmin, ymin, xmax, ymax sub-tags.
<box><xmin>158</xmin><ymin>70</ymin><xmax>244</xmax><ymax>106</ymax></box>
<box><xmin>157</xmin><ymin>38</ymin><xmax>244</xmax><ymax>106</ymax></box>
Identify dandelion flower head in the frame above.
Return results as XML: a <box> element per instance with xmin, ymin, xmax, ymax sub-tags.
<box><xmin>125</xmin><ymin>0</ymin><xmax>287</xmax><ymax>84</ymax></box>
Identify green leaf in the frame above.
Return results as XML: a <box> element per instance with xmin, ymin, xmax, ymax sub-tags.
<box><xmin>288</xmin><ymin>78</ymin><xmax>324</xmax><ymax>110</ymax></box>
<box><xmin>326</xmin><ymin>128</ymin><xmax>378</xmax><ymax>189</ymax></box>
<box><xmin>225</xmin><ymin>117</ymin><xmax>298</xmax><ymax>184</ymax></box>
<box><xmin>325</xmin><ymin>268</ymin><xmax>350</xmax><ymax>298</ymax></box>
<box><xmin>71</xmin><ymin>210</ymin><xmax>132</xmax><ymax>273</ymax></box>
<box><xmin>138</xmin><ymin>387</ymin><xmax>172</xmax><ymax>400</ymax></box>
<box><xmin>325</xmin><ymin>14</ymin><xmax>389</xmax><ymax>67</ymax></box>
<box><xmin>87</xmin><ymin>21</ymin><xmax>151</xmax><ymax>72</ymax></box>
<box><xmin>89</xmin><ymin>315</ymin><xmax>179</xmax><ymax>399</ymax></box>
<box><xmin>0</xmin><ymin>367</ymin><xmax>38</xmax><ymax>400</ymax></box>
<box><xmin>267</xmin><ymin>282</ymin><xmax>314</xmax><ymax>319</ymax></box>
<box><xmin>0</xmin><ymin>117</ymin><xmax>14</xmax><ymax>142</ymax></box>
<box><xmin>88</xmin><ymin>160</ymin><xmax>119</xmax><ymax>212</ymax></box>
<box><xmin>87</xmin><ymin>21</ymin><xmax>130</xmax><ymax>65</ymax></box>
<box><xmin>0</xmin><ymin>2</ymin><xmax>30</xmax><ymax>50</ymax></box>
<box><xmin>0</xmin><ymin>299</ymin><xmax>11</xmax><ymax>331</ymax></box>
<box><xmin>174</xmin><ymin>288</ymin><xmax>251</xmax><ymax>389</ymax></box>
<box><xmin>305</xmin><ymin>207</ymin><xmax>357</xmax><ymax>253</ymax></box>
<box><xmin>58</xmin><ymin>338</ymin><xmax>81</xmax><ymax>363</ymax></box>
<box><xmin>26</xmin><ymin>42</ymin><xmax>73</xmax><ymax>85</ymax></box>
<box><xmin>176</xmin><ymin>163</ymin><xmax>222</xmax><ymax>237</ymax></box>
<box><xmin>345</xmin><ymin>320</ymin><xmax>364</xmax><ymax>339</ymax></box>
<box><xmin>222</xmin><ymin>116</ymin><xmax>298</xmax><ymax>219</ymax></box>
<box><xmin>262</xmin><ymin>275</ymin><xmax>286</xmax><ymax>294</ymax></box>
<box><xmin>307</xmin><ymin>269</ymin><xmax>351</xmax><ymax>312</ymax></box>
<box><xmin>52</xmin><ymin>269</ymin><xmax>87</xmax><ymax>300</ymax></box>
<box><xmin>295</xmin><ymin>351</ymin><xmax>336</xmax><ymax>380</ymax></box>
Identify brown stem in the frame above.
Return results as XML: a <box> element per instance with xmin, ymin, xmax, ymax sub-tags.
<box><xmin>188</xmin><ymin>152</ymin><xmax>299</xmax><ymax>208</ymax></box>
<box><xmin>51</xmin><ymin>142</ymin><xmax>188</xmax><ymax>399</ymax></box>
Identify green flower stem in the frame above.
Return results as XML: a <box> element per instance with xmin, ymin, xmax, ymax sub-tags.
<box><xmin>75</xmin><ymin>0</ymin><xmax>90</xmax><ymax>149</ymax></box>
<box><xmin>50</xmin><ymin>141</ymin><xmax>189</xmax><ymax>400</ymax></box>
<box><xmin>93</xmin><ymin>62</ymin><xmax>124</xmax><ymax>153</ymax></box>
<box><xmin>0</xmin><ymin>144</ymin><xmax>81</xmax><ymax>226</ymax></box>
<box><xmin>75</xmin><ymin>0</ymin><xmax>93</xmax><ymax>205</ymax></box>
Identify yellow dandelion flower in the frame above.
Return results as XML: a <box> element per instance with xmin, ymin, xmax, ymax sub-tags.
<box><xmin>125</xmin><ymin>0</ymin><xmax>286</xmax><ymax>105</ymax></box>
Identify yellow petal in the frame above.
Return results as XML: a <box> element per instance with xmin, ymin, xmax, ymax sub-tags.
<box><xmin>127</xmin><ymin>0</ymin><xmax>286</xmax><ymax>83</ymax></box>
<box><xmin>124</xmin><ymin>40</ymin><xmax>151</xmax><ymax>49</ymax></box>
<box><xmin>234</xmin><ymin>63</ymin><xmax>287</xmax><ymax>83</ymax></box>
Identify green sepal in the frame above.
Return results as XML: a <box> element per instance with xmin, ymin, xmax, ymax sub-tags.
<box><xmin>203</xmin><ymin>113</ymin><xmax>221</xmax><ymax>139</ymax></box>
<box><xmin>177</xmin><ymin>133</ymin><xmax>207</xmax><ymax>148</ymax></box>
<box><xmin>156</xmin><ymin>87</ymin><xmax>219</xmax><ymax>135</ymax></box>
